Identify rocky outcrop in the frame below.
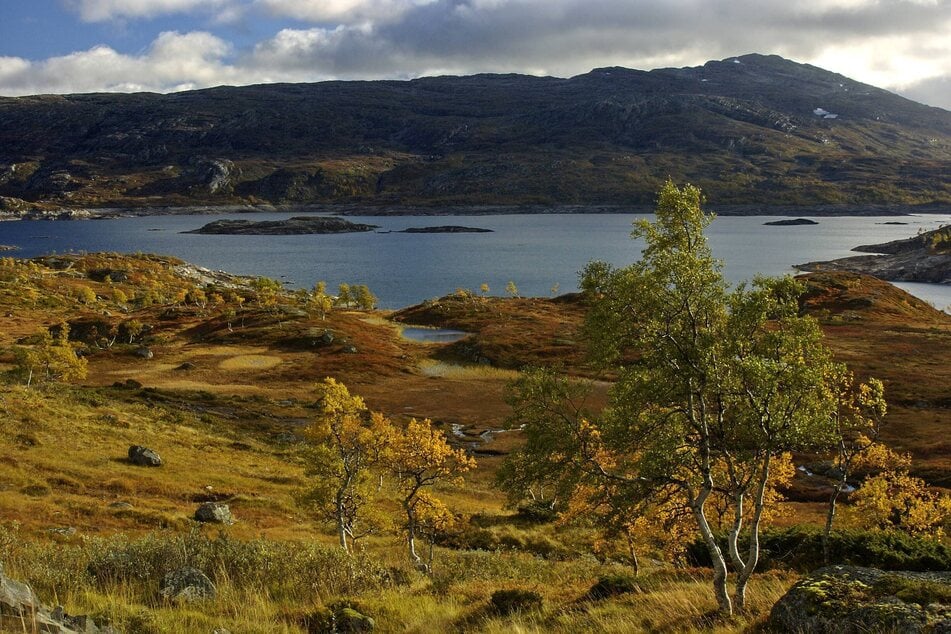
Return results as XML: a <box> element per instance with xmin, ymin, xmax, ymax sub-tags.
<box><xmin>764</xmin><ymin>218</ymin><xmax>819</xmax><ymax>226</ymax></box>
<box><xmin>184</xmin><ymin>216</ymin><xmax>378</xmax><ymax>235</ymax></box>
<box><xmin>128</xmin><ymin>445</ymin><xmax>162</xmax><ymax>467</ymax></box>
<box><xmin>769</xmin><ymin>565</ymin><xmax>951</xmax><ymax>634</ymax></box>
<box><xmin>797</xmin><ymin>225</ymin><xmax>951</xmax><ymax>284</ymax></box>
<box><xmin>186</xmin><ymin>158</ymin><xmax>240</xmax><ymax>196</ymax></box>
<box><xmin>194</xmin><ymin>502</ymin><xmax>234</xmax><ymax>525</ymax></box>
<box><xmin>159</xmin><ymin>567</ymin><xmax>216</xmax><ymax>602</ymax></box>
<box><xmin>1</xmin><ymin>563</ymin><xmax>118</xmax><ymax>633</ymax></box>
<box><xmin>398</xmin><ymin>226</ymin><xmax>493</xmax><ymax>233</ymax></box>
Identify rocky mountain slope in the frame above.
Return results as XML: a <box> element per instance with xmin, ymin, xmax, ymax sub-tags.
<box><xmin>1</xmin><ymin>54</ymin><xmax>949</xmax><ymax>212</ymax></box>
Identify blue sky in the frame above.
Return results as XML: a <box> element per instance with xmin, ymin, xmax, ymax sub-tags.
<box><xmin>0</xmin><ymin>0</ymin><xmax>948</xmax><ymax>109</ymax></box>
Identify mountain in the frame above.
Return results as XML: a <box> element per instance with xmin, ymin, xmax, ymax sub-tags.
<box><xmin>1</xmin><ymin>53</ymin><xmax>949</xmax><ymax>213</ymax></box>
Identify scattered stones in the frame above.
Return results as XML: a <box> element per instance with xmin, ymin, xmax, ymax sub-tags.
<box><xmin>194</xmin><ymin>502</ymin><xmax>234</xmax><ymax>525</ymax></box>
<box><xmin>159</xmin><ymin>567</ymin><xmax>216</xmax><ymax>602</ymax></box>
<box><xmin>128</xmin><ymin>445</ymin><xmax>163</xmax><ymax>467</ymax></box>
<box><xmin>770</xmin><ymin>565</ymin><xmax>951</xmax><ymax>634</ymax></box>
<box><xmin>343</xmin><ymin>345</ymin><xmax>358</xmax><ymax>354</ymax></box>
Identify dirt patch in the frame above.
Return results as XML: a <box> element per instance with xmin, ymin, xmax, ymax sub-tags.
<box><xmin>218</xmin><ymin>355</ymin><xmax>283</xmax><ymax>371</ymax></box>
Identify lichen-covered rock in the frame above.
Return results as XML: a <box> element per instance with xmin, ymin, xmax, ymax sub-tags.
<box><xmin>770</xmin><ymin>565</ymin><xmax>951</xmax><ymax>633</ymax></box>
<box><xmin>160</xmin><ymin>567</ymin><xmax>216</xmax><ymax>602</ymax></box>
<box><xmin>194</xmin><ymin>502</ymin><xmax>234</xmax><ymax>525</ymax></box>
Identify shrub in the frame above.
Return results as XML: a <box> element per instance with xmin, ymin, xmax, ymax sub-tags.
<box><xmin>587</xmin><ymin>573</ymin><xmax>640</xmax><ymax>600</ymax></box>
<box><xmin>490</xmin><ymin>588</ymin><xmax>543</xmax><ymax>616</ymax></box>
<box><xmin>685</xmin><ymin>525</ymin><xmax>951</xmax><ymax>572</ymax></box>
<box><xmin>516</xmin><ymin>500</ymin><xmax>558</xmax><ymax>523</ymax></box>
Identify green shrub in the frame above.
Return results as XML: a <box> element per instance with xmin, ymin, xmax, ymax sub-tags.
<box><xmin>516</xmin><ymin>501</ymin><xmax>558</xmax><ymax>523</ymax></box>
<box><xmin>490</xmin><ymin>588</ymin><xmax>543</xmax><ymax>615</ymax></box>
<box><xmin>686</xmin><ymin>525</ymin><xmax>951</xmax><ymax>572</ymax></box>
<box><xmin>587</xmin><ymin>573</ymin><xmax>640</xmax><ymax>599</ymax></box>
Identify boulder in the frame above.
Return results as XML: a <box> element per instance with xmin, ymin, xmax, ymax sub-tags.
<box><xmin>335</xmin><ymin>607</ymin><xmax>375</xmax><ymax>633</ymax></box>
<box><xmin>769</xmin><ymin>565</ymin><xmax>951</xmax><ymax>634</ymax></box>
<box><xmin>134</xmin><ymin>347</ymin><xmax>153</xmax><ymax>359</ymax></box>
<box><xmin>128</xmin><ymin>445</ymin><xmax>162</xmax><ymax>467</ymax></box>
<box><xmin>159</xmin><ymin>567</ymin><xmax>216</xmax><ymax>602</ymax></box>
<box><xmin>0</xmin><ymin>564</ymin><xmax>41</xmax><ymax>616</ymax></box>
<box><xmin>1</xmin><ymin>564</ymin><xmax>115</xmax><ymax>633</ymax></box>
<box><xmin>194</xmin><ymin>502</ymin><xmax>234</xmax><ymax>525</ymax></box>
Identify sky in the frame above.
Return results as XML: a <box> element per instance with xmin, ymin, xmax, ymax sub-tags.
<box><xmin>0</xmin><ymin>0</ymin><xmax>948</xmax><ymax>109</ymax></box>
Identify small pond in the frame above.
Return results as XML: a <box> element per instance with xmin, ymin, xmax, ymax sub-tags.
<box><xmin>400</xmin><ymin>327</ymin><xmax>469</xmax><ymax>343</ymax></box>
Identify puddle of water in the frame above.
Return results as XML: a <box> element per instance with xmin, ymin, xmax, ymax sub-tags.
<box><xmin>400</xmin><ymin>327</ymin><xmax>469</xmax><ymax>343</ymax></box>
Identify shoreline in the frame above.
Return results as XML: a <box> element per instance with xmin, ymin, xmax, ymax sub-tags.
<box><xmin>3</xmin><ymin>201</ymin><xmax>951</xmax><ymax>221</ymax></box>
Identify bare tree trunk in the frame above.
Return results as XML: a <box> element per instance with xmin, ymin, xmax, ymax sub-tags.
<box><xmin>406</xmin><ymin>505</ymin><xmax>421</xmax><ymax>564</ymax></box>
<box><xmin>336</xmin><ymin>493</ymin><xmax>350</xmax><ymax>553</ymax></box>
<box><xmin>693</xmin><ymin>488</ymin><xmax>733</xmax><ymax>616</ymax></box>
<box><xmin>625</xmin><ymin>532</ymin><xmax>640</xmax><ymax>577</ymax></box>
<box><xmin>823</xmin><ymin>474</ymin><xmax>846</xmax><ymax>564</ymax></box>
<box><xmin>733</xmin><ymin>456</ymin><xmax>771</xmax><ymax>612</ymax></box>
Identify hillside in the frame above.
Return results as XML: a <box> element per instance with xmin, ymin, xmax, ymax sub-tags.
<box><xmin>1</xmin><ymin>53</ymin><xmax>950</xmax><ymax>214</ymax></box>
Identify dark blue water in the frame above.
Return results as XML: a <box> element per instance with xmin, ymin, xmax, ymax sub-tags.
<box><xmin>1</xmin><ymin>212</ymin><xmax>949</xmax><ymax>310</ymax></box>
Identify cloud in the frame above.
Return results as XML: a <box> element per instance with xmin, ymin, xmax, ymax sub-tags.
<box><xmin>0</xmin><ymin>32</ymin><xmax>241</xmax><ymax>95</ymax></box>
<box><xmin>65</xmin><ymin>0</ymin><xmax>236</xmax><ymax>22</ymax></box>
<box><xmin>4</xmin><ymin>0</ymin><xmax>949</xmax><ymax>110</ymax></box>
<box><xmin>254</xmin><ymin>0</ymin><xmax>430</xmax><ymax>24</ymax></box>
<box><xmin>898</xmin><ymin>75</ymin><xmax>951</xmax><ymax>110</ymax></box>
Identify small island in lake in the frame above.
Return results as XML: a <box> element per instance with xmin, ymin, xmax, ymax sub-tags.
<box><xmin>764</xmin><ymin>218</ymin><xmax>819</xmax><ymax>226</ymax></box>
<box><xmin>183</xmin><ymin>216</ymin><xmax>379</xmax><ymax>235</ymax></box>
<box><xmin>0</xmin><ymin>245</ymin><xmax>19</xmax><ymax>252</ymax></box>
<box><xmin>796</xmin><ymin>224</ymin><xmax>951</xmax><ymax>284</ymax></box>
<box><xmin>398</xmin><ymin>226</ymin><xmax>493</xmax><ymax>233</ymax></box>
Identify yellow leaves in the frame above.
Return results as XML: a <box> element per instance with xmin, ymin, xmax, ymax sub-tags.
<box><xmin>386</xmin><ymin>417</ymin><xmax>476</xmax><ymax>480</ymax></box>
<box><xmin>852</xmin><ymin>470</ymin><xmax>951</xmax><ymax>539</ymax></box>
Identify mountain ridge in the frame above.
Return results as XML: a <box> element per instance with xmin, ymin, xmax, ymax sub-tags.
<box><xmin>1</xmin><ymin>53</ymin><xmax>948</xmax><ymax>214</ymax></box>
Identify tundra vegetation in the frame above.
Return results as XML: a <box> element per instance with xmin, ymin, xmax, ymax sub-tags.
<box><xmin>0</xmin><ymin>186</ymin><xmax>948</xmax><ymax>632</ymax></box>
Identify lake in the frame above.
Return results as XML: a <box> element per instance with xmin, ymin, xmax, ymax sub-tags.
<box><xmin>1</xmin><ymin>212</ymin><xmax>949</xmax><ymax>310</ymax></box>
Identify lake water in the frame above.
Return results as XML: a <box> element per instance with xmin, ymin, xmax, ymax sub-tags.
<box><xmin>1</xmin><ymin>212</ymin><xmax>949</xmax><ymax>310</ymax></box>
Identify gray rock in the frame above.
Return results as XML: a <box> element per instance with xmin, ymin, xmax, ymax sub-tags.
<box><xmin>1</xmin><ymin>565</ymin><xmax>115</xmax><ymax>633</ymax></box>
<box><xmin>134</xmin><ymin>347</ymin><xmax>153</xmax><ymax>359</ymax></box>
<box><xmin>0</xmin><ymin>566</ymin><xmax>41</xmax><ymax>615</ymax></box>
<box><xmin>194</xmin><ymin>502</ymin><xmax>234</xmax><ymax>525</ymax></box>
<box><xmin>128</xmin><ymin>445</ymin><xmax>162</xmax><ymax>467</ymax></box>
<box><xmin>770</xmin><ymin>565</ymin><xmax>951</xmax><ymax>634</ymax></box>
<box><xmin>159</xmin><ymin>567</ymin><xmax>216</xmax><ymax>602</ymax></box>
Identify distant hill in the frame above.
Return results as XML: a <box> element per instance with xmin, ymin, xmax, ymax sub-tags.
<box><xmin>1</xmin><ymin>53</ymin><xmax>949</xmax><ymax>213</ymax></box>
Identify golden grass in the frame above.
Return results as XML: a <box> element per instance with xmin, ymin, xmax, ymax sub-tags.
<box><xmin>417</xmin><ymin>360</ymin><xmax>521</xmax><ymax>381</ymax></box>
<box><xmin>218</xmin><ymin>355</ymin><xmax>284</xmax><ymax>371</ymax></box>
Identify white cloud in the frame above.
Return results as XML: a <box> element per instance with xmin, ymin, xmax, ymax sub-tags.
<box><xmin>0</xmin><ymin>32</ymin><xmax>243</xmax><ymax>95</ymax></box>
<box><xmin>65</xmin><ymin>0</ymin><xmax>236</xmax><ymax>21</ymax></box>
